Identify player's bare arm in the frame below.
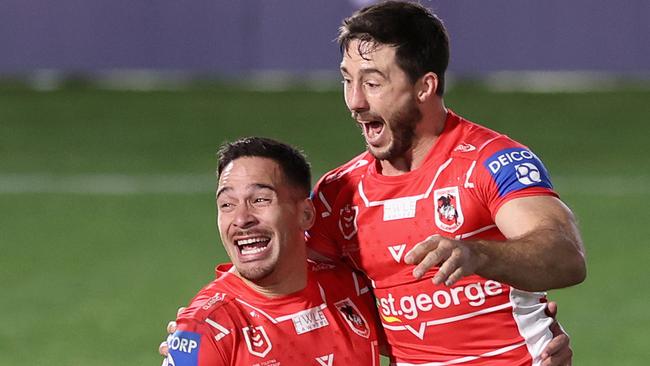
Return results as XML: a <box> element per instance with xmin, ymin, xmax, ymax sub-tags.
<box><xmin>405</xmin><ymin>195</ymin><xmax>586</xmax><ymax>292</ymax></box>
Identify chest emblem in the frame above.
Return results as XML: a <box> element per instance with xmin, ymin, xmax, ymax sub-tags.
<box><xmin>242</xmin><ymin>325</ymin><xmax>272</xmax><ymax>358</ymax></box>
<box><xmin>338</xmin><ymin>204</ymin><xmax>359</xmax><ymax>240</ymax></box>
<box><xmin>434</xmin><ymin>186</ymin><xmax>464</xmax><ymax>233</ymax></box>
<box><xmin>334</xmin><ymin>298</ymin><xmax>370</xmax><ymax>338</ymax></box>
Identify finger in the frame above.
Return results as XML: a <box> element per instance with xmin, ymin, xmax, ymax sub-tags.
<box><xmin>542</xmin><ymin>333</ymin><xmax>568</xmax><ymax>357</ymax></box>
<box><xmin>412</xmin><ymin>246</ymin><xmax>450</xmax><ymax>279</ymax></box>
<box><xmin>443</xmin><ymin>265</ymin><xmax>466</xmax><ymax>287</ymax></box>
<box><xmin>167</xmin><ymin>321</ymin><xmax>177</xmax><ymax>334</ymax></box>
<box><xmin>404</xmin><ymin>235</ymin><xmax>441</xmax><ymax>264</ymax></box>
<box><xmin>176</xmin><ymin>307</ymin><xmax>186</xmax><ymax>316</ymax></box>
<box><xmin>545</xmin><ymin>301</ymin><xmax>558</xmax><ymax>318</ymax></box>
<box><xmin>433</xmin><ymin>249</ymin><xmax>461</xmax><ymax>285</ymax></box>
<box><xmin>541</xmin><ymin>332</ymin><xmax>570</xmax><ymax>364</ymax></box>
<box><xmin>540</xmin><ymin>345</ymin><xmax>572</xmax><ymax>366</ymax></box>
<box><xmin>159</xmin><ymin>341</ymin><xmax>169</xmax><ymax>357</ymax></box>
<box><xmin>549</xmin><ymin>320</ymin><xmax>561</xmax><ymax>338</ymax></box>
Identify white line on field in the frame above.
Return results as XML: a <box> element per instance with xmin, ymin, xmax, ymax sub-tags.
<box><xmin>0</xmin><ymin>173</ymin><xmax>214</xmax><ymax>194</ymax></box>
<box><xmin>0</xmin><ymin>174</ymin><xmax>648</xmax><ymax>195</ymax></box>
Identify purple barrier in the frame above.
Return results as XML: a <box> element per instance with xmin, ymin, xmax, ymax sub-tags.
<box><xmin>1</xmin><ymin>0</ymin><xmax>648</xmax><ymax>74</ymax></box>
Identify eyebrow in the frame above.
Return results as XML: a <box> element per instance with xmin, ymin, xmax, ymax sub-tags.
<box><xmin>216</xmin><ymin>183</ymin><xmax>276</xmax><ymax>199</ymax></box>
<box><xmin>340</xmin><ymin>66</ymin><xmax>387</xmax><ymax>79</ymax></box>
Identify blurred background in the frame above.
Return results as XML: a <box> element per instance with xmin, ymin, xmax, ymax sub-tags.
<box><xmin>1</xmin><ymin>0</ymin><xmax>649</xmax><ymax>365</ymax></box>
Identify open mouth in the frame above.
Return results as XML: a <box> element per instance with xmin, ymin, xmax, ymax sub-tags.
<box><xmin>359</xmin><ymin>119</ymin><xmax>385</xmax><ymax>144</ymax></box>
<box><xmin>235</xmin><ymin>236</ymin><xmax>271</xmax><ymax>256</ymax></box>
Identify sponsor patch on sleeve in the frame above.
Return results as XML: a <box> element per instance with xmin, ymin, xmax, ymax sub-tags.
<box><xmin>483</xmin><ymin>148</ymin><xmax>553</xmax><ymax>196</ymax></box>
<box><xmin>167</xmin><ymin>330</ymin><xmax>201</xmax><ymax>366</ymax></box>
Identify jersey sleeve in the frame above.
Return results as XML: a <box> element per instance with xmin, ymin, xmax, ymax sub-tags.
<box><xmin>307</xmin><ymin>177</ymin><xmax>344</xmax><ymax>260</ymax></box>
<box><xmin>308</xmin><ymin>152</ymin><xmax>372</xmax><ymax>261</ymax></box>
<box><xmin>474</xmin><ymin>138</ymin><xmax>559</xmax><ymax>217</ymax></box>
<box><xmin>165</xmin><ymin>319</ymin><xmax>230</xmax><ymax>366</ymax></box>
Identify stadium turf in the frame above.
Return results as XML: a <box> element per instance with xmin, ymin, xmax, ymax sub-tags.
<box><xmin>0</xmin><ymin>84</ymin><xmax>648</xmax><ymax>365</ymax></box>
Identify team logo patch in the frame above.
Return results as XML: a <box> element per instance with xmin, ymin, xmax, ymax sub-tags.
<box><xmin>338</xmin><ymin>204</ymin><xmax>358</xmax><ymax>240</ymax></box>
<box><xmin>243</xmin><ymin>325</ymin><xmax>272</xmax><ymax>358</ymax></box>
<box><xmin>167</xmin><ymin>331</ymin><xmax>201</xmax><ymax>366</ymax></box>
<box><xmin>334</xmin><ymin>298</ymin><xmax>370</xmax><ymax>338</ymax></box>
<box><xmin>515</xmin><ymin>162</ymin><xmax>542</xmax><ymax>185</ymax></box>
<box><xmin>434</xmin><ymin>186</ymin><xmax>464</xmax><ymax>233</ymax></box>
<box><xmin>483</xmin><ymin>148</ymin><xmax>552</xmax><ymax>196</ymax></box>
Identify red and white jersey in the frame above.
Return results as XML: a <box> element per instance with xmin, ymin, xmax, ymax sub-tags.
<box><xmin>166</xmin><ymin>262</ymin><xmax>382</xmax><ymax>366</ymax></box>
<box><xmin>309</xmin><ymin>110</ymin><xmax>559</xmax><ymax>365</ymax></box>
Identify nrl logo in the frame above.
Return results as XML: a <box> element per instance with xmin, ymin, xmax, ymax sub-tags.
<box><xmin>434</xmin><ymin>186</ymin><xmax>464</xmax><ymax>233</ymax></box>
<box><xmin>242</xmin><ymin>325</ymin><xmax>272</xmax><ymax>358</ymax></box>
<box><xmin>334</xmin><ymin>298</ymin><xmax>370</xmax><ymax>338</ymax></box>
<box><xmin>338</xmin><ymin>204</ymin><xmax>358</xmax><ymax>240</ymax></box>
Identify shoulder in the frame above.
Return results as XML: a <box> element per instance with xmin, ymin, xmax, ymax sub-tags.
<box><xmin>313</xmin><ymin>151</ymin><xmax>373</xmax><ymax>193</ymax></box>
<box><xmin>454</xmin><ymin>119</ymin><xmax>550</xmax><ymax>185</ymax></box>
<box><xmin>307</xmin><ymin>260</ymin><xmax>369</xmax><ymax>297</ymax></box>
<box><xmin>448</xmin><ymin>117</ymin><xmax>543</xmax><ymax>173</ymax></box>
<box><xmin>308</xmin><ymin>260</ymin><xmax>352</xmax><ymax>279</ymax></box>
<box><xmin>169</xmin><ymin>275</ymin><xmax>239</xmax><ymax>365</ymax></box>
<box><xmin>447</xmin><ymin>115</ymin><xmax>557</xmax><ymax>206</ymax></box>
<box><xmin>177</xmin><ymin>274</ymin><xmax>239</xmax><ymax>325</ymax></box>
<box><xmin>446</xmin><ymin>114</ymin><xmax>523</xmax><ymax>161</ymax></box>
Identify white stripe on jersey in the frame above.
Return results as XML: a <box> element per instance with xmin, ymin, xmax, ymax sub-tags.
<box><xmin>318</xmin><ymin>191</ymin><xmax>333</xmax><ymax>218</ymax></box>
<box><xmin>352</xmin><ymin>271</ymin><xmax>370</xmax><ymax>296</ymax></box>
<box><xmin>205</xmin><ymin>318</ymin><xmax>230</xmax><ymax>334</ymax></box>
<box><xmin>455</xmin><ymin>224</ymin><xmax>497</xmax><ymax>240</ymax></box>
<box><xmin>358</xmin><ymin>158</ymin><xmax>454</xmax><ymax>207</ymax></box>
<box><xmin>463</xmin><ymin>160</ymin><xmax>477</xmax><ymax>189</ymax></box>
<box><xmin>371</xmin><ymin>340</ymin><xmax>379</xmax><ymax>366</ymax></box>
<box><xmin>234</xmin><ymin>298</ymin><xmax>327</xmax><ymax>324</ymax></box>
<box><xmin>509</xmin><ymin>288</ymin><xmax>554</xmax><ymax>366</ymax></box>
<box><xmin>392</xmin><ymin>341</ymin><xmax>527</xmax><ymax>366</ymax></box>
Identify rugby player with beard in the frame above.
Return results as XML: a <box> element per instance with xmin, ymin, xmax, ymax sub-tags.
<box><xmin>307</xmin><ymin>2</ymin><xmax>586</xmax><ymax>365</ymax></box>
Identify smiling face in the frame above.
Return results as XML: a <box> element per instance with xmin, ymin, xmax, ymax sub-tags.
<box><xmin>216</xmin><ymin>157</ymin><xmax>312</xmax><ymax>286</ymax></box>
<box><xmin>340</xmin><ymin>39</ymin><xmax>423</xmax><ymax>161</ymax></box>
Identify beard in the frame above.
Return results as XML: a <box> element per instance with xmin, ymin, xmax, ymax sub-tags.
<box><xmin>237</xmin><ymin>264</ymin><xmax>275</xmax><ymax>282</ymax></box>
<box><xmin>368</xmin><ymin>99</ymin><xmax>421</xmax><ymax>161</ymax></box>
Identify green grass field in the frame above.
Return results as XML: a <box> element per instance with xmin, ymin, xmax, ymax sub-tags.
<box><xmin>1</xmin><ymin>83</ymin><xmax>649</xmax><ymax>365</ymax></box>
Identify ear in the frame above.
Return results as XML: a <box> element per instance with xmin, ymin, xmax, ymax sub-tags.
<box><xmin>299</xmin><ymin>198</ymin><xmax>316</xmax><ymax>231</ymax></box>
<box><xmin>415</xmin><ymin>72</ymin><xmax>438</xmax><ymax>103</ymax></box>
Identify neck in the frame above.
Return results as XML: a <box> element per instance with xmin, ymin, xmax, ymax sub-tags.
<box><xmin>379</xmin><ymin>106</ymin><xmax>448</xmax><ymax>176</ymax></box>
<box><xmin>239</xmin><ymin>247</ymin><xmax>309</xmax><ymax>298</ymax></box>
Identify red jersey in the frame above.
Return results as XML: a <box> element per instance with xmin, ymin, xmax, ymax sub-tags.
<box><xmin>309</xmin><ymin>110</ymin><xmax>559</xmax><ymax>365</ymax></box>
<box><xmin>166</xmin><ymin>262</ymin><xmax>382</xmax><ymax>366</ymax></box>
